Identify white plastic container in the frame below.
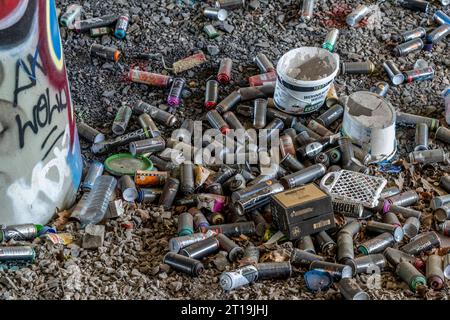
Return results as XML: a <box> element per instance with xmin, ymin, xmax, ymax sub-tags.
<box><xmin>274</xmin><ymin>47</ymin><xmax>340</xmax><ymax>115</ymax></box>
<box><xmin>341</xmin><ymin>91</ymin><xmax>396</xmax><ymax>163</ymax></box>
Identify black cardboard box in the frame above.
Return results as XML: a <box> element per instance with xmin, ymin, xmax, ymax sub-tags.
<box><xmin>271</xmin><ymin>183</ymin><xmax>335</xmax><ymax>240</ymax></box>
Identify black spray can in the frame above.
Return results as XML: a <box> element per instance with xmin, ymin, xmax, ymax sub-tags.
<box><xmin>400</xmin><ymin>231</ymin><xmax>441</xmax><ymax>255</ymax></box>
<box><xmin>163</xmin><ymin>252</ymin><xmax>204</xmax><ymax>276</ymax></box>
<box><xmin>216</xmin><ymin>234</ymin><xmax>244</xmax><ymax>262</ymax></box>
<box><xmin>158</xmin><ymin>178</ymin><xmax>180</xmax><ymax>210</ymax></box>
<box><xmin>290</xmin><ymin>248</ymin><xmax>324</xmax><ymax>266</ymax></box>
<box><xmin>256</xmin><ymin>262</ymin><xmax>292</xmax><ymax>280</ymax></box>
<box><xmin>181</xmin><ymin>237</ymin><xmax>220</xmax><ymax>259</ymax></box>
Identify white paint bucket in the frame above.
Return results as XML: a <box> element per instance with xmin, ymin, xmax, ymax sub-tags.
<box><xmin>341</xmin><ymin>91</ymin><xmax>397</xmax><ymax>163</ymax></box>
<box><xmin>274</xmin><ymin>47</ymin><xmax>340</xmax><ymax>115</ymax></box>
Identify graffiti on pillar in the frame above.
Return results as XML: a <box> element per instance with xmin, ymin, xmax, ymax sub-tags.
<box><xmin>0</xmin><ymin>0</ymin><xmax>82</xmax><ymax>224</ymax></box>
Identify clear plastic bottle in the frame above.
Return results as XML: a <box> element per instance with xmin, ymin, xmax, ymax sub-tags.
<box><xmin>80</xmin><ymin>176</ymin><xmax>117</xmax><ymax>227</ymax></box>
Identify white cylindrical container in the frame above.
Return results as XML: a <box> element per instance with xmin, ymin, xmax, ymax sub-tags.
<box><xmin>341</xmin><ymin>91</ymin><xmax>396</xmax><ymax>163</ymax></box>
<box><xmin>274</xmin><ymin>47</ymin><xmax>340</xmax><ymax>115</ymax></box>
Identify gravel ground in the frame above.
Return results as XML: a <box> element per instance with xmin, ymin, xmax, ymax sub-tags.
<box><xmin>1</xmin><ymin>0</ymin><xmax>450</xmax><ymax>300</ymax></box>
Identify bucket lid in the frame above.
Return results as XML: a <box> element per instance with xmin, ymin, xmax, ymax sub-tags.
<box><xmin>104</xmin><ymin>153</ymin><xmax>153</xmax><ymax>176</ymax></box>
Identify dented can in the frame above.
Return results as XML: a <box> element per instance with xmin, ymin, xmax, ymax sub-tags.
<box><xmin>358</xmin><ymin>232</ymin><xmax>395</xmax><ymax>255</ymax></box>
<box><xmin>400</xmin><ymin>231</ymin><xmax>441</xmax><ymax>255</ymax></box>
<box><xmin>426</xmin><ymin>254</ymin><xmax>444</xmax><ymax>290</ymax></box>
<box><xmin>217</xmin><ymin>58</ymin><xmax>233</xmax><ymax>84</ymax></box>
<box><xmin>129</xmin><ymin>69</ymin><xmax>172</xmax><ymax>88</ymax></box>
<box><xmin>0</xmin><ymin>225</ymin><xmax>39</xmax><ymax>242</ymax></box>
<box><xmin>112</xmin><ymin>105</ymin><xmax>132</xmax><ymax>135</ymax></box>
<box><xmin>163</xmin><ymin>252</ymin><xmax>204</xmax><ymax>277</ymax></box>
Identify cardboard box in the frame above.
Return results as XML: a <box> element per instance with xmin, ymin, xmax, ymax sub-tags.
<box><xmin>271</xmin><ymin>183</ymin><xmax>335</xmax><ymax>240</ymax></box>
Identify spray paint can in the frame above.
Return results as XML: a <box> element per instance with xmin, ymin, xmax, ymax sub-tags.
<box><xmin>383</xmin><ymin>60</ymin><xmax>404</xmax><ymax>85</ymax></box>
<box><xmin>315</xmin><ymin>230</ymin><xmax>336</xmax><ymax>255</ymax></box>
<box><xmin>430</xmin><ymin>194</ymin><xmax>450</xmax><ymax>210</ymax></box>
<box><xmin>444</xmin><ymin>254</ymin><xmax>450</xmax><ymax>280</ymax></box>
<box><xmin>440</xmin><ymin>176</ymin><xmax>450</xmax><ymax>193</ymax></box>
<box><xmin>396</xmin><ymin>112</ymin><xmax>439</xmax><ymax>131</ymax></box>
<box><xmin>393</xmin><ymin>38</ymin><xmax>424</xmax><ymax>56</ymax></box>
<box><xmin>396</xmin><ymin>261</ymin><xmax>426</xmax><ymax>292</ymax></box>
<box><xmin>248</xmin><ymin>71</ymin><xmax>277</xmax><ymax>87</ymax></box>
<box><xmin>60</xmin><ymin>4</ymin><xmax>82</xmax><ymax>27</ymax></box>
<box><xmin>167</xmin><ymin>78</ymin><xmax>186</xmax><ymax>107</ymax></box>
<box><xmin>216</xmin><ymin>0</ymin><xmax>245</xmax><ymax>10</ymax></box>
<box><xmin>248</xmin><ymin>211</ymin><xmax>269</xmax><ymax>237</ymax></box>
<box><xmin>427</xmin><ymin>24</ymin><xmax>450</xmax><ymax>44</ymax></box>
<box><xmin>317</xmin><ymin>105</ymin><xmax>344</xmax><ymax>127</ymax></box>
<box><xmin>217</xmin><ymin>58</ymin><xmax>233</xmax><ymax>84</ymax></box>
<box><xmin>388</xmin><ymin>205</ymin><xmax>421</xmax><ymax>221</ymax></box>
<box><xmin>436</xmin><ymin>126</ymin><xmax>450</xmax><ymax>144</ymax></box>
<box><xmin>216</xmin><ymin>234</ymin><xmax>244</xmax><ymax>262</ymax></box>
<box><xmin>300</xmin><ymin>0</ymin><xmax>315</xmax><ymax>22</ymax></box>
<box><xmin>180</xmin><ymin>163</ymin><xmax>195</xmax><ymax>195</ymax></box>
<box><xmin>435</xmin><ymin>206</ymin><xmax>450</xmax><ymax>223</ymax></box>
<box><xmin>310</xmin><ymin>260</ymin><xmax>353</xmax><ymax>280</ymax></box>
<box><xmin>400</xmin><ymin>231</ymin><xmax>441</xmax><ymax>255</ymax></box>
<box><xmin>332</xmin><ymin>199</ymin><xmax>365</xmax><ymax>219</ymax></box>
<box><xmin>204</xmin><ymin>80</ymin><xmax>219</xmax><ymax>110</ymax></box>
<box><xmin>129</xmin><ymin>137</ymin><xmax>165</xmax><ymax>155</ymax></box>
<box><xmin>204</xmin><ymin>24</ymin><xmax>219</xmax><ymax>39</ymax></box>
<box><xmin>90</xmin><ymin>27</ymin><xmax>111</xmax><ymax>37</ymax></box>
<box><xmin>118</xmin><ymin>175</ymin><xmax>138</xmax><ymax>202</ymax></box>
<box><xmin>382</xmin><ymin>212</ymin><xmax>402</xmax><ymax>228</ymax></box>
<box><xmin>400</xmin><ymin>27</ymin><xmax>426</xmax><ymax>43</ymax></box>
<box><xmin>231</xmin><ymin>179</ymin><xmax>277</xmax><ymax>202</ymax></box>
<box><xmin>0</xmin><ymin>246</ymin><xmax>35</xmax><ymax>263</ymax></box>
<box><xmin>223</xmin><ymin>174</ymin><xmax>246</xmax><ymax>193</ymax></box>
<box><xmin>216</xmin><ymin>91</ymin><xmax>241</xmax><ymax>114</ymax></box>
<box><xmin>206</xmin><ymin>110</ymin><xmax>231</xmax><ymax>135</ymax></box>
<box><xmin>90</xmin><ymin>44</ymin><xmax>121</xmax><ymax>62</ymax></box>
<box><xmin>202</xmin><ymin>222</ymin><xmax>256</xmax><ymax>237</ymax></box>
<box><xmin>74</xmin><ymin>14</ymin><xmax>119</xmax><ymax>33</ymax></box>
<box><xmin>0</xmin><ymin>225</ymin><xmax>39</xmax><ymax>242</ymax></box>
<box><xmin>256</xmin><ymin>262</ymin><xmax>292</xmax><ymax>280</ymax></box>
<box><xmin>189</xmin><ymin>208</ymin><xmax>209</xmax><ymax>231</ymax></box>
<box><xmin>348</xmin><ymin>254</ymin><xmax>386</xmax><ymax>275</ymax></box>
<box><xmin>337</xmin><ymin>232</ymin><xmax>354</xmax><ymax>264</ymax></box>
<box><xmin>386</xmin><ymin>191</ymin><xmax>419</xmax><ymax>208</ymax></box>
<box><xmin>399</xmin><ymin>0</ymin><xmax>429</xmax><ymax>13</ymax></box>
<box><xmin>253</xmin><ymin>99</ymin><xmax>268</xmax><ymax>129</ymax></box>
<box><xmin>136</xmin><ymin>188</ymin><xmax>162</xmax><ymax>204</ymax></box>
<box><xmin>181</xmin><ymin>237</ymin><xmax>220</xmax><ymax>259</ymax></box>
<box><xmin>234</xmin><ymin>183</ymin><xmax>284</xmax><ymax>216</ymax></box>
<box><xmin>77</xmin><ymin>123</ymin><xmax>105</xmax><ymax>144</ymax></box>
<box><xmin>254</xmin><ymin>53</ymin><xmax>275</xmax><ymax>73</ymax></box>
<box><xmin>163</xmin><ymin>252</ymin><xmax>204</xmax><ymax>276</ymax></box>
<box><xmin>338</xmin><ymin>278</ymin><xmax>370</xmax><ymax>300</ymax></box>
<box><xmin>293</xmin><ymin>122</ymin><xmax>322</xmax><ymax>140</ymax></box>
<box><xmin>409</xmin><ymin>149</ymin><xmax>448</xmax><ymax>164</ymax></box>
<box><xmin>314</xmin><ymin>152</ymin><xmax>330</xmax><ymax>167</ymax></box>
<box><xmin>370</xmin><ymin>82</ymin><xmax>390</xmax><ymax>97</ymax></box>
<box><xmin>159</xmin><ymin>178</ymin><xmax>180</xmax><ymax>210</ymax></box>
<box><xmin>296</xmin><ymin>235</ymin><xmax>316</xmax><ymax>254</ymax></box>
<box><xmin>138</xmin><ymin>114</ymin><xmax>160</xmax><ymax>138</ymax></box>
<box><xmin>434</xmin><ymin>10</ymin><xmax>450</xmax><ymax>25</ymax></box>
<box><xmin>263</xmin><ymin>118</ymin><xmax>285</xmax><ymax>141</ymax></box>
<box><xmin>220</xmin><ymin>265</ymin><xmax>259</xmax><ymax>291</ymax></box>
<box><xmin>222</xmin><ymin>112</ymin><xmax>244</xmax><ymax>131</ymax></box>
<box><xmin>404</xmin><ymin>67</ymin><xmax>435</xmax><ymax>83</ymax></box>
<box><xmin>280</xmin><ymin>164</ymin><xmax>326</xmax><ymax>189</ymax></box>
<box><xmin>291</xmin><ymin>248</ymin><xmax>323</xmax><ymax>265</ymax></box>
<box><xmin>403</xmin><ymin>217</ymin><xmax>421</xmax><ymax>239</ymax></box>
<box><xmin>367</xmin><ymin>221</ymin><xmax>404</xmax><ymax>242</ymax></box>
<box><xmin>114</xmin><ymin>15</ymin><xmax>129</xmax><ymax>39</ymax></box>
<box><xmin>279</xmin><ymin>135</ymin><xmax>297</xmax><ymax>158</ymax></box>
<box><xmin>307</xmin><ymin>120</ymin><xmax>334</xmax><ymax>137</ymax></box>
<box><xmin>134</xmin><ymin>101</ymin><xmax>178</xmax><ymax>127</ymax></box>
<box><xmin>346</xmin><ymin>5</ymin><xmax>371</xmax><ymax>27</ymax></box>
<box><xmin>204</xmin><ymin>7</ymin><xmax>228</xmax><ymax>21</ymax></box>
<box><xmin>112</xmin><ymin>105</ymin><xmax>132</xmax><ymax>135</ymax></box>
<box><xmin>384</xmin><ymin>247</ymin><xmax>423</xmax><ymax>269</ymax></box>
<box><xmin>341</xmin><ymin>61</ymin><xmax>376</xmax><ymax>75</ymax></box>
<box><xmin>129</xmin><ymin>69</ymin><xmax>172</xmax><ymax>88</ymax></box>
<box><xmin>281</xmin><ymin>154</ymin><xmax>305</xmax><ymax>172</ymax></box>
<box><xmin>169</xmin><ymin>230</ymin><xmax>216</xmax><ymax>253</ymax></box>
<box><xmin>414</xmin><ymin>123</ymin><xmax>429</xmax><ymax>151</ymax></box>
<box><xmin>439</xmin><ymin>221</ymin><xmax>450</xmax><ymax>236</ymax></box>
<box><xmin>322</xmin><ymin>28</ymin><xmax>339</xmax><ymax>52</ymax></box>
<box><xmin>426</xmin><ymin>254</ymin><xmax>444</xmax><ymax>290</ymax></box>
<box><xmin>209</xmin><ymin>212</ymin><xmax>225</xmax><ymax>225</ymax></box>
<box><xmin>82</xmin><ymin>161</ymin><xmax>104</xmax><ymax>191</ymax></box>
<box><xmin>177</xmin><ymin>212</ymin><xmax>194</xmax><ymax>237</ymax></box>
<box><xmin>358</xmin><ymin>233</ymin><xmax>395</xmax><ymax>255</ymax></box>
<box><xmin>134</xmin><ymin>171</ymin><xmax>168</xmax><ymax>187</ymax></box>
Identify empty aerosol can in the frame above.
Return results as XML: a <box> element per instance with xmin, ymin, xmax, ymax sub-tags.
<box><xmin>386</xmin><ymin>191</ymin><xmax>419</xmax><ymax>207</ymax></box>
<box><xmin>217</xmin><ymin>58</ymin><xmax>233</xmax><ymax>84</ymax></box>
<box><xmin>414</xmin><ymin>123</ymin><xmax>429</xmax><ymax>151</ymax></box>
<box><xmin>206</xmin><ymin>110</ymin><xmax>231</xmax><ymax>135</ymax></box>
<box><xmin>216</xmin><ymin>0</ymin><xmax>245</xmax><ymax>10</ymax></box>
<box><xmin>254</xmin><ymin>53</ymin><xmax>275</xmax><ymax>73</ymax></box>
<box><xmin>370</xmin><ymin>82</ymin><xmax>390</xmax><ymax>97</ymax></box>
<box><xmin>430</xmin><ymin>194</ymin><xmax>450</xmax><ymax>210</ymax></box>
<box><xmin>427</xmin><ymin>24</ymin><xmax>450</xmax><ymax>44</ymax></box>
<box><xmin>202</xmin><ymin>222</ymin><xmax>256</xmax><ymax>237</ymax></box>
<box><xmin>338</xmin><ymin>278</ymin><xmax>370</xmax><ymax>300</ymax></box>
<box><xmin>134</xmin><ymin>101</ymin><xmax>178</xmax><ymax>127</ymax></box>
<box><xmin>253</xmin><ymin>99</ymin><xmax>268</xmax><ymax>129</ymax></box>
<box><xmin>112</xmin><ymin>105</ymin><xmax>132</xmax><ymax>135</ymax></box>
<box><xmin>77</xmin><ymin>122</ymin><xmax>105</xmax><ymax>144</ymax></box>
<box><xmin>256</xmin><ymin>262</ymin><xmax>292</xmax><ymax>280</ymax></box>
<box><xmin>138</xmin><ymin>114</ymin><xmax>160</xmax><ymax>138</ymax></box>
<box><xmin>60</xmin><ymin>4</ymin><xmax>82</xmax><ymax>27</ymax></box>
<box><xmin>400</xmin><ymin>231</ymin><xmax>441</xmax><ymax>255</ymax></box>
<box><xmin>280</xmin><ymin>164</ymin><xmax>326</xmax><ymax>189</ymax></box>
<box><xmin>0</xmin><ymin>246</ymin><xmax>36</xmax><ymax>263</ymax></box>
<box><xmin>310</xmin><ymin>260</ymin><xmax>353</xmax><ymax>280</ymax></box>
<box><xmin>358</xmin><ymin>233</ymin><xmax>395</xmax><ymax>255</ymax></box>
<box><xmin>337</xmin><ymin>232</ymin><xmax>354</xmax><ymax>264</ymax></box>
<box><xmin>129</xmin><ymin>69</ymin><xmax>172</xmax><ymax>88</ymax></box>
<box><xmin>169</xmin><ymin>230</ymin><xmax>216</xmax><ymax>252</ymax></box>
<box><xmin>114</xmin><ymin>15</ymin><xmax>129</xmax><ymax>39</ymax></box>
<box><xmin>399</xmin><ymin>0</ymin><xmax>429</xmax><ymax>13</ymax></box>
<box><xmin>342</xmin><ymin>61</ymin><xmax>376</xmax><ymax>75</ymax></box>
<box><xmin>300</xmin><ymin>0</ymin><xmax>315</xmax><ymax>22</ymax></box>
<box><xmin>181</xmin><ymin>236</ymin><xmax>220</xmax><ymax>259</ymax></box>
<box><xmin>205</xmin><ymin>80</ymin><xmax>219</xmax><ymax>110</ymax></box>
<box><xmin>400</xmin><ymin>27</ymin><xmax>426</xmax><ymax>42</ymax></box>
<box><xmin>409</xmin><ymin>149</ymin><xmax>448</xmax><ymax>164</ymax></box>
<box><xmin>163</xmin><ymin>252</ymin><xmax>204</xmax><ymax>276</ymax></box>
<box><xmin>435</xmin><ymin>206</ymin><xmax>450</xmax><ymax>224</ymax></box>
<box><xmin>434</xmin><ymin>10</ymin><xmax>450</xmax><ymax>25</ymax></box>
<box><xmin>403</xmin><ymin>217</ymin><xmax>421</xmax><ymax>239</ymax></box>
<box><xmin>367</xmin><ymin>221</ymin><xmax>404</xmax><ymax>243</ymax></box>
<box><xmin>322</xmin><ymin>29</ymin><xmax>339</xmax><ymax>52</ymax></box>
<box><xmin>383</xmin><ymin>60</ymin><xmax>404</xmax><ymax>85</ymax></box>
<box><xmin>317</xmin><ymin>105</ymin><xmax>344</xmax><ymax>127</ymax></box>
<box><xmin>90</xmin><ymin>27</ymin><xmax>111</xmax><ymax>38</ymax></box>
<box><xmin>396</xmin><ymin>261</ymin><xmax>427</xmax><ymax>292</ymax></box>
<box><xmin>404</xmin><ymin>67</ymin><xmax>434</xmax><ymax>83</ymax></box>
<box><xmin>296</xmin><ymin>235</ymin><xmax>316</xmax><ymax>254</ymax></box>
<box><xmin>384</xmin><ymin>247</ymin><xmax>422</xmax><ymax>268</ymax></box>
<box><xmin>204</xmin><ymin>7</ymin><xmax>228</xmax><ymax>21</ymax></box>
<box><xmin>0</xmin><ymin>224</ymin><xmax>40</xmax><ymax>242</ymax></box>
<box><xmin>291</xmin><ymin>248</ymin><xmax>323</xmax><ymax>265</ymax></box>
<box><xmin>393</xmin><ymin>38</ymin><xmax>424</xmax><ymax>56</ymax></box>
<box><xmin>216</xmin><ymin>91</ymin><xmax>241</xmax><ymax>113</ymax></box>
<box><xmin>444</xmin><ymin>254</ymin><xmax>450</xmax><ymax>280</ymax></box>
<box><xmin>178</xmin><ymin>212</ymin><xmax>194</xmax><ymax>237</ymax></box>
<box><xmin>315</xmin><ymin>230</ymin><xmax>337</xmax><ymax>255</ymax></box>
<box><xmin>90</xmin><ymin>44</ymin><xmax>121</xmax><ymax>62</ymax></box>
<box><xmin>217</xmin><ymin>234</ymin><xmax>244</xmax><ymax>262</ymax></box>
<box><xmin>167</xmin><ymin>78</ymin><xmax>186</xmax><ymax>107</ymax></box>
<box><xmin>118</xmin><ymin>175</ymin><xmax>138</xmax><ymax>202</ymax></box>
<box><xmin>346</xmin><ymin>5</ymin><xmax>371</xmax><ymax>27</ymax></box>
<box><xmin>75</xmin><ymin>14</ymin><xmax>119</xmax><ymax>33</ymax></box>
<box><xmin>220</xmin><ymin>265</ymin><xmax>259</xmax><ymax>291</ymax></box>
<box><xmin>240</xmin><ymin>244</ymin><xmax>260</xmax><ymax>265</ymax></box>
<box><xmin>129</xmin><ymin>137</ymin><xmax>165</xmax><ymax>155</ymax></box>
<box><xmin>426</xmin><ymin>254</ymin><xmax>444</xmax><ymax>290</ymax></box>
<box><xmin>159</xmin><ymin>178</ymin><xmax>180</xmax><ymax>210</ymax></box>
<box><xmin>347</xmin><ymin>254</ymin><xmax>386</xmax><ymax>275</ymax></box>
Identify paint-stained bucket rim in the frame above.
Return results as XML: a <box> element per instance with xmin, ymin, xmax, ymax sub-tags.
<box><xmin>104</xmin><ymin>153</ymin><xmax>153</xmax><ymax>176</ymax></box>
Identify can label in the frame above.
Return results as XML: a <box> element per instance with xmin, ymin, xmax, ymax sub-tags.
<box><xmin>134</xmin><ymin>171</ymin><xmax>168</xmax><ymax>186</ymax></box>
